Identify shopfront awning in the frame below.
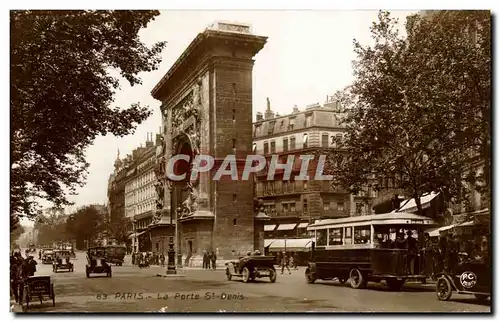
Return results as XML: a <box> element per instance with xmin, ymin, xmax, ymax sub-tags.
<box><xmin>267</xmin><ymin>238</ymin><xmax>313</xmax><ymax>252</ymax></box>
<box><xmin>397</xmin><ymin>192</ymin><xmax>440</xmax><ymax>213</ymax></box>
<box><xmin>297</xmin><ymin>223</ymin><xmax>308</xmax><ymax>229</ymax></box>
<box><xmin>265</xmin><ymin>239</ymin><xmax>275</xmax><ymax>247</ymax></box>
<box><xmin>426</xmin><ymin>224</ymin><xmax>456</xmax><ymax>237</ymax></box>
<box><xmin>264</xmin><ymin>225</ymin><xmax>276</xmax><ymax>232</ymax></box>
<box><xmin>277</xmin><ymin>223</ymin><xmax>297</xmax><ymax>231</ymax></box>
<box><xmin>128</xmin><ymin>231</ymin><xmax>146</xmax><ymax>239</ymax></box>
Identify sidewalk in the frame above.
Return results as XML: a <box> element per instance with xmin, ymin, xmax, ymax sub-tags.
<box><xmin>10</xmin><ymin>300</ymin><xmax>23</xmax><ymax>313</ymax></box>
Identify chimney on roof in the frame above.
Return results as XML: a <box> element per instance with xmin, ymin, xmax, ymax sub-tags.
<box><xmin>156</xmin><ymin>133</ymin><xmax>164</xmax><ymax>146</ymax></box>
<box><xmin>293</xmin><ymin>105</ymin><xmax>299</xmax><ymax>113</ymax></box>
<box><xmin>256</xmin><ymin>112</ymin><xmax>263</xmax><ymax>121</ymax></box>
<box><xmin>264</xmin><ymin>97</ymin><xmax>275</xmax><ymax>119</ymax></box>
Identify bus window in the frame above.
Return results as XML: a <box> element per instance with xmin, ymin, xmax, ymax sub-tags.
<box><xmin>328</xmin><ymin>228</ymin><xmax>343</xmax><ymax>245</ymax></box>
<box><xmin>344</xmin><ymin>227</ymin><xmax>352</xmax><ymax>244</ymax></box>
<box><xmin>354</xmin><ymin>226</ymin><xmax>371</xmax><ymax>244</ymax></box>
<box><xmin>316</xmin><ymin>229</ymin><xmax>327</xmax><ymax>246</ymax></box>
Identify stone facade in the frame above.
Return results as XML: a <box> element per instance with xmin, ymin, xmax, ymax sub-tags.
<box><xmin>253</xmin><ymin>98</ymin><xmax>378</xmax><ymax>240</ymax></box>
<box><xmin>151</xmin><ymin>22</ymin><xmax>268</xmax><ymax>266</ymax></box>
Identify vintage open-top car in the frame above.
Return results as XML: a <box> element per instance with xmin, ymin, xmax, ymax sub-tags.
<box><xmin>85</xmin><ymin>247</ymin><xmax>111</xmax><ymax>278</ymax></box>
<box><xmin>52</xmin><ymin>250</ymin><xmax>74</xmax><ymax>273</ymax></box>
<box><xmin>42</xmin><ymin>249</ymin><xmax>54</xmax><ymax>264</ymax></box>
<box><xmin>226</xmin><ymin>254</ymin><xmax>277</xmax><ymax>283</ymax></box>
<box><xmin>435</xmin><ymin>217</ymin><xmax>490</xmax><ymax>302</ymax></box>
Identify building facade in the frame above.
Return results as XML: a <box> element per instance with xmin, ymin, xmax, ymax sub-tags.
<box><xmin>253</xmin><ymin>97</ymin><xmax>377</xmax><ymax>242</ymax></box>
<box><xmin>123</xmin><ymin>135</ymin><xmax>158</xmax><ymax>252</ymax></box>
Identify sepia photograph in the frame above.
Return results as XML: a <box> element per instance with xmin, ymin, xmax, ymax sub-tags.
<box><xmin>8</xmin><ymin>5</ymin><xmax>491</xmax><ymax>314</ymax></box>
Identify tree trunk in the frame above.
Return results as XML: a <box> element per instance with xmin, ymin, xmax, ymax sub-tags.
<box><xmin>413</xmin><ymin>190</ymin><xmax>424</xmax><ymax>216</ymax></box>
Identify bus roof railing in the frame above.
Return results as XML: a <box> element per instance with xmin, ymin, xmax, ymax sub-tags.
<box><xmin>307</xmin><ymin>212</ymin><xmax>437</xmax><ymax>230</ymax></box>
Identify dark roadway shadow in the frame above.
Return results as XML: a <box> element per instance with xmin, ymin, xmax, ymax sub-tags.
<box><xmin>448</xmin><ymin>297</ymin><xmax>491</xmax><ymax>307</ymax></box>
<box><xmin>312</xmin><ymin>280</ymin><xmax>435</xmax><ymax>293</ymax></box>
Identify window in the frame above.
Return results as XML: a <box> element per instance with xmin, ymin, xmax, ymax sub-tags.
<box><xmin>328</xmin><ymin>228</ymin><xmax>343</xmax><ymax>245</ymax></box>
<box><xmin>270</xmin><ymin>141</ymin><xmax>276</xmax><ymax>154</ymax></box>
<box><xmin>303</xmin><ymin>181</ymin><xmax>308</xmax><ymax>190</ymax></box>
<box><xmin>282</xmin><ymin>203</ymin><xmax>289</xmax><ymax>212</ymax></box>
<box><xmin>253</xmin><ymin>143</ymin><xmax>257</xmax><ymax>153</ymax></box>
<box><xmin>322</xmin><ymin>134</ymin><xmax>329</xmax><ymax>148</ymax></box>
<box><xmin>291</xmin><ymin>202</ymin><xmax>296</xmax><ymax>212</ymax></box>
<box><xmin>323</xmin><ymin>201</ymin><xmax>330</xmax><ymax>211</ymax></box>
<box><xmin>344</xmin><ymin>227</ymin><xmax>352</xmax><ymax>244</ymax></box>
<box><xmin>264</xmin><ymin>142</ymin><xmax>269</xmax><ymax>155</ymax></box>
<box><xmin>337</xmin><ymin>202</ymin><xmax>344</xmax><ymax>211</ymax></box>
<box><xmin>283</xmin><ymin>138</ymin><xmax>288</xmax><ymax>152</ymax></box>
<box><xmin>268</xmin><ymin>121</ymin><xmax>276</xmax><ymax>135</ymax></box>
<box><xmin>233</xmin><ymin>219</ymin><xmax>237</xmax><ymax>226</ymax></box>
<box><xmin>288</xmin><ymin>117</ymin><xmax>295</xmax><ymax>130</ymax></box>
<box><xmin>316</xmin><ymin>229</ymin><xmax>327</xmax><ymax>246</ymax></box>
<box><xmin>305</xmin><ymin>115</ymin><xmax>312</xmax><ymax>127</ymax></box>
<box><xmin>303</xmin><ymin>133</ymin><xmax>308</xmax><ymax>148</ymax></box>
<box><xmin>290</xmin><ymin>136</ymin><xmax>296</xmax><ymax>150</ymax></box>
<box><xmin>354</xmin><ymin>226</ymin><xmax>371</xmax><ymax>244</ymax></box>
<box><xmin>356</xmin><ymin>203</ymin><xmax>363</xmax><ymax>216</ymax></box>
<box><xmin>303</xmin><ymin>199</ymin><xmax>308</xmax><ymax>215</ymax></box>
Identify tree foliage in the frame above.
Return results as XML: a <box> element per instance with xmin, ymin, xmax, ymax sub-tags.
<box><xmin>10</xmin><ymin>10</ymin><xmax>167</xmax><ymax>221</ymax></box>
<box><xmin>34</xmin><ymin>208</ymin><xmax>69</xmax><ymax>245</ymax></box>
<box><xmin>107</xmin><ymin>210</ymin><xmax>131</xmax><ymax>245</ymax></box>
<box><xmin>323</xmin><ymin>10</ymin><xmax>491</xmax><ymax>215</ymax></box>
<box><xmin>10</xmin><ymin>222</ymin><xmax>25</xmax><ymax>245</ymax></box>
<box><xmin>66</xmin><ymin>205</ymin><xmax>108</xmax><ymax>247</ymax></box>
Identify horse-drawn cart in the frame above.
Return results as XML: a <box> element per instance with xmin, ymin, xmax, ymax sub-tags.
<box><xmin>23</xmin><ymin>276</ymin><xmax>55</xmax><ymax>309</ymax></box>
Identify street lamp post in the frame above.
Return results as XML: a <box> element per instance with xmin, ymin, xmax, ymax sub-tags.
<box><xmin>133</xmin><ymin>220</ymin><xmax>137</xmax><ymax>253</ymax></box>
<box><xmin>284</xmin><ymin>234</ymin><xmax>287</xmax><ymax>254</ymax></box>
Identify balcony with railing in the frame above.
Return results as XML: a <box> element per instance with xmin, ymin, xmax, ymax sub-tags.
<box><xmin>255</xmin><ymin>182</ymin><xmax>305</xmax><ymax>197</ymax></box>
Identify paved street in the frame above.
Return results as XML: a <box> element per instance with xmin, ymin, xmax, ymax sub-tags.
<box><xmin>12</xmin><ymin>251</ymin><xmax>490</xmax><ymax>313</ymax></box>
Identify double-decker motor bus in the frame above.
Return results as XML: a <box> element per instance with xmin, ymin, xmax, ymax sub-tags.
<box><xmin>305</xmin><ymin>212</ymin><xmax>437</xmax><ymax>291</ymax></box>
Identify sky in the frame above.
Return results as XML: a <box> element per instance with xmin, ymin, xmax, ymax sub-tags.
<box><xmin>24</xmin><ymin>10</ymin><xmax>416</xmax><ymax>224</ymax></box>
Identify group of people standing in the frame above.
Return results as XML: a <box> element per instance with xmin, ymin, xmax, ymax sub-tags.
<box><xmin>202</xmin><ymin>251</ymin><xmax>217</xmax><ymax>270</ymax></box>
<box><xmin>131</xmin><ymin>252</ymin><xmax>166</xmax><ymax>267</ymax></box>
<box><xmin>10</xmin><ymin>251</ymin><xmax>38</xmax><ymax>304</ymax></box>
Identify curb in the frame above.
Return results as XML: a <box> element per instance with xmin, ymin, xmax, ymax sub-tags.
<box><xmin>10</xmin><ymin>302</ymin><xmax>23</xmax><ymax>313</ymax></box>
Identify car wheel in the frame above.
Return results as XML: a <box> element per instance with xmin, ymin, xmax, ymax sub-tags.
<box><xmin>226</xmin><ymin>268</ymin><xmax>232</xmax><ymax>281</ymax></box>
<box><xmin>269</xmin><ymin>269</ymin><xmax>277</xmax><ymax>283</ymax></box>
<box><xmin>436</xmin><ymin>276</ymin><xmax>452</xmax><ymax>301</ymax></box>
<box><xmin>349</xmin><ymin>268</ymin><xmax>367</xmax><ymax>289</ymax></box>
<box><xmin>242</xmin><ymin>267</ymin><xmax>250</xmax><ymax>283</ymax></box>
<box><xmin>305</xmin><ymin>268</ymin><xmax>316</xmax><ymax>284</ymax></box>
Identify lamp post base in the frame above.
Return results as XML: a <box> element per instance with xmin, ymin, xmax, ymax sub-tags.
<box><xmin>166</xmin><ymin>237</ymin><xmax>178</xmax><ymax>274</ymax></box>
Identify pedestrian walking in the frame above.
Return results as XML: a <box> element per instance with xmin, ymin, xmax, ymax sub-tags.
<box><xmin>132</xmin><ymin>252</ymin><xmax>135</xmax><ymax>265</ymax></box>
<box><xmin>281</xmin><ymin>251</ymin><xmax>291</xmax><ymax>274</ymax></box>
<box><xmin>160</xmin><ymin>253</ymin><xmax>165</xmax><ymax>266</ymax></box>
<box><xmin>210</xmin><ymin>251</ymin><xmax>217</xmax><ymax>270</ymax></box>
<box><xmin>203</xmin><ymin>250</ymin><xmax>208</xmax><ymax>269</ymax></box>
<box><xmin>293</xmin><ymin>252</ymin><xmax>299</xmax><ymax>270</ymax></box>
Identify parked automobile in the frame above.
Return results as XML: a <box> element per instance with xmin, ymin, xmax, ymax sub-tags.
<box><xmin>85</xmin><ymin>247</ymin><xmax>111</xmax><ymax>278</ymax></box>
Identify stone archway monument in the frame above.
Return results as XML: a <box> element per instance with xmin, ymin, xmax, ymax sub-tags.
<box><xmin>151</xmin><ymin>22</ymin><xmax>268</xmax><ymax>267</ymax></box>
